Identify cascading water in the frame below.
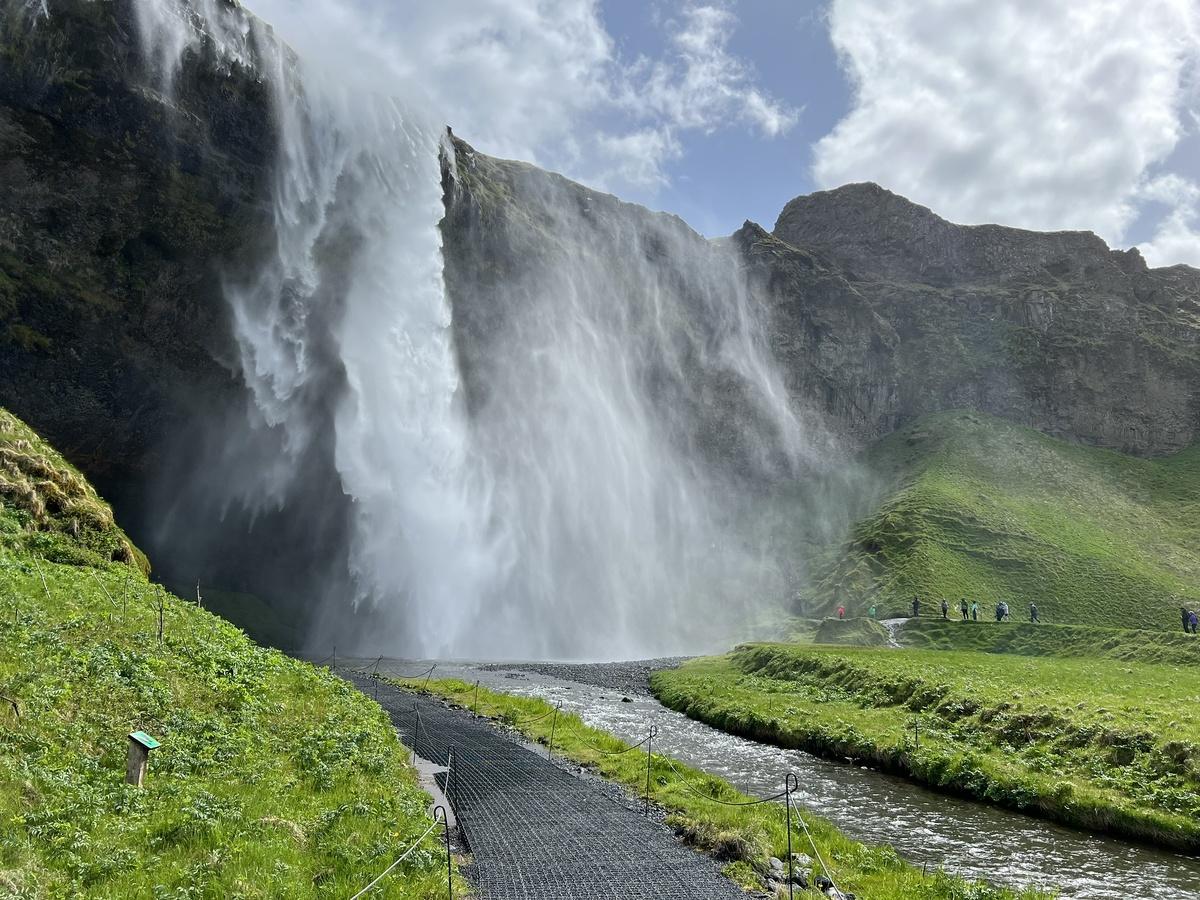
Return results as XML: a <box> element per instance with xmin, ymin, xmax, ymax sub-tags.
<box><xmin>129</xmin><ymin>0</ymin><xmax>830</xmax><ymax>660</ymax></box>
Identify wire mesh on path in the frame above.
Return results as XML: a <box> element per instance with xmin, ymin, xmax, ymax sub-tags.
<box><xmin>346</xmin><ymin>672</ymin><xmax>746</xmax><ymax>900</ymax></box>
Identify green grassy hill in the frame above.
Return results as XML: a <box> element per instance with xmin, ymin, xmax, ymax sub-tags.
<box><xmin>0</xmin><ymin>410</ymin><xmax>449</xmax><ymax>898</ymax></box>
<box><xmin>810</xmin><ymin>410</ymin><xmax>1200</xmax><ymax>629</ymax></box>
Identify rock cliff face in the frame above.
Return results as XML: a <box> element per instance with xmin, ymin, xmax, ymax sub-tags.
<box><xmin>757</xmin><ymin>183</ymin><xmax>1200</xmax><ymax>454</ymax></box>
<box><xmin>0</xmin><ymin>0</ymin><xmax>273</xmax><ymax>489</ymax></box>
<box><xmin>3</xmin><ymin>0</ymin><xmax>1200</xmax><ymax>636</ymax></box>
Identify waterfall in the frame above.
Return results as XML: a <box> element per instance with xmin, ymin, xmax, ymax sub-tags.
<box><xmin>129</xmin><ymin>0</ymin><xmax>825</xmax><ymax>660</ymax></box>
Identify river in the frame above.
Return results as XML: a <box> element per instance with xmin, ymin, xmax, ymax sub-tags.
<box><xmin>360</xmin><ymin>658</ymin><xmax>1200</xmax><ymax>899</ymax></box>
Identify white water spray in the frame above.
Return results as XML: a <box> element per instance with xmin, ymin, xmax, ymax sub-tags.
<box><xmin>130</xmin><ymin>0</ymin><xmax>828</xmax><ymax>660</ymax></box>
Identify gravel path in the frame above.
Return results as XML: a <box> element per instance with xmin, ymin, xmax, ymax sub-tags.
<box><xmin>479</xmin><ymin>658</ymin><xmax>688</xmax><ymax>696</ymax></box>
<box><xmin>344</xmin><ymin>671</ymin><xmax>745</xmax><ymax>900</ymax></box>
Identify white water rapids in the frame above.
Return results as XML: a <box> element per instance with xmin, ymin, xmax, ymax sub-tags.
<box><xmin>129</xmin><ymin>0</ymin><xmax>824</xmax><ymax>660</ymax></box>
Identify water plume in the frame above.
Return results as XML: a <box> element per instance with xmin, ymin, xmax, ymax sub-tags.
<box><xmin>129</xmin><ymin>0</ymin><xmax>840</xmax><ymax>660</ymax></box>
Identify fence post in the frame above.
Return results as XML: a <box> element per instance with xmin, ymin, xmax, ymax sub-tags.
<box><xmin>644</xmin><ymin>724</ymin><xmax>658</xmax><ymax>816</ymax></box>
<box><xmin>548</xmin><ymin>700</ymin><xmax>562</xmax><ymax>760</ymax></box>
<box><xmin>411</xmin><ymin>703</ymin><xmax>420</xmax><ymax>765</ymax></box>
<box><xmin>785</xmin><ymin>772</ymin><xmax>798</xmax><ymax>900</ymax></box>
<box><xmin>434</xmin><ymin>805</ymin><xmax>452</xmax><ymax>899</ymax></box>
<box><xmin>372</xmin><ymin>655</ymin><xmax>383</xmax><ymax>701</ymax></box>
<box><xmin>423</xmin><ymin>663</ymin><xmax>437</xmax><ymax>691</ymax></box>
<box><xmin>473</xmin><ymin>680</ymin><xmax>479</xmax><ymax>718</ymax></box>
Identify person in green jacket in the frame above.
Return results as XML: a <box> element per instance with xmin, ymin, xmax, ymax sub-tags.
<box><xmin>868</xmin><ymin>604</ymin><xmax>877</xmax><ymax>619</ymax></box>
<box><xmin>970</xmin><ymin>601</ymin><xmax>979</xmax><ymax>621</ymax></box>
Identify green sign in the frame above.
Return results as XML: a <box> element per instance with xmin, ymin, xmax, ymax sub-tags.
<box><xmin>129</xmin><ymin>730</ymin><xmax>161</xmax><ymax>750</ymax></box>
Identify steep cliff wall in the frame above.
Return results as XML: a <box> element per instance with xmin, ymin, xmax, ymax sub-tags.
<box><xmin>0</xmin><ymin>0</ymin><xmax>273</xmax><ymax>487</ymax></box>
<box><xmin>761</xmin><ymin>183</ymin><xmax>1200</xmax><ymax>455</ymax></box>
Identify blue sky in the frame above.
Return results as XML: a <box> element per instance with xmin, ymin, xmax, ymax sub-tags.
<box><xmin>598</xmin><ymin>0</ymin><xmax>848</xmax><ymax>235</ymax></box>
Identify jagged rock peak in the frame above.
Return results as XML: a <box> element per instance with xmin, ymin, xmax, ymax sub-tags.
<box><xmin>772</xmin><ymin>182</ymin><xmax>1149</xmax><ymax>286</ymax></box>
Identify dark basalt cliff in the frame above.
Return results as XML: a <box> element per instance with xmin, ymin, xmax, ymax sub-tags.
<box><xmin>756</xmin><ymin>183</ymin><xmax>1200</xmax><ymax>453</ymax></box>
<box><xmin>2</xmin><ymin>0</ymin><xmax>1200</xmax><ymax>606</ymax></box>
<box><xmin>0</xmin><ymin>0</ymin><xmax>274</xmax><ymax>492</ymax></box>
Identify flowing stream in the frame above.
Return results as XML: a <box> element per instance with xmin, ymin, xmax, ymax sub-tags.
<box><xmin>373</xmin><ymin>659</ymin><xmax>1200</xmax><ymax>900</ymax></box>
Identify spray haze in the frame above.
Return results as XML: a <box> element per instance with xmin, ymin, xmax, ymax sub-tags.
<box><xmin>128</xmin><ymin>0</ymin><xmax>838</xmax><ymax>660</ymax></box>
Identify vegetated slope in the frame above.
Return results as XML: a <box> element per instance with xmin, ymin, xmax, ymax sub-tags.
<box><xmin>810</xmin><ymin>410</ymin><xmax>1200</xmax><ymax>628</ymax></box>
<box><xmin>653</xmin><ymin>644</ymin><xmax>1200</xmax><ymax>851</ymax></box>
<box><xmin>0</xmin><ymin>409</ymin><xmax>448</xmax><ymax>898</ymax></box>
<box><xmin>896</xmin><ymin>619</ymin><xmax>1200</xmax><ymax>665</ymax></box>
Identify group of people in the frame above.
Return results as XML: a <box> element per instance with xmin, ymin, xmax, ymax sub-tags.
<box><xmin>863</xmin><ymin>596</ymin><xmax>1042</xmax><ymax>622</ymax></box>
<box><xmin>1182</xmin><ymin>607</ymin><xmax>1199</xmax><ymax>634</ymax></box>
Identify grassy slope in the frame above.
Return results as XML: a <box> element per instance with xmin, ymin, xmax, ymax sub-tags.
<box><xmin>896</xmin><ymin>618</ymin><xmax>1200</xmax><ymax>665</ymax></box>
<box><xmin>0</xmin><ymin>410</ymin><xmax>450</xmax><ymax>898</ymax></box>
<box><xmin>653</xmin><ymin>643</ymin><xmax>1200</xmax><ymax>851</ymax></box>
<box><xmin>811</xmin><ymin>410</ymin><xmax>1200</xmax><ymax>628</ymax></box>
<box><xmin>401</xmin><ymin>676</ymin><xmax>1046</xmax><ymax>900</ymax></box>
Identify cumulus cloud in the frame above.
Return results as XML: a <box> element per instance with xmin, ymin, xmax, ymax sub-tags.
<box><xmin>1137</xmin><ymin>173</ymin><xmax>1200</xmax><ymax>267</ymax></box>
<box><xmin>248</xmin><ymin>0</ymin><xmax>795</xmax><ymax>195</ymax></box>
<box><xmin>813</xmin><ymin>0</ymin><xmax>1200</xmax><ymax>263</ymax></box>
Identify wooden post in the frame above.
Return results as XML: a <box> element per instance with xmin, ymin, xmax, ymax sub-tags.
<box><xmin>126</xmin><ymin>731</ymin><xmax>160</xmax><ymax>786</ymax></box>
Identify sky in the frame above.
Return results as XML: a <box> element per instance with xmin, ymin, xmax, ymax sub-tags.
<box><xmin>257</xmin><ymin>0</ymin><xmax>1200</xmax><ymax>267</ymax></box>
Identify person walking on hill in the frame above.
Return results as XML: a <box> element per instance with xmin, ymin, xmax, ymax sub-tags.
<box><xmin>1190</xmin><ymin>610</ymin><xmax>1199</xmax><ymax>635</ymax></box>
<box><xmin>971</xmin><ymin>601</ymin><xmax>979</xmax><ymax>621</ymax></box>
<box><xmin>941</xmin><ymin>598</ymin><xmax>949</xmax><ymax>619</ymax></box>
<box><xmin>869</xmin><ymin>604</ymin><xmax>876</xmax><ymax>619</ymax></box>
<box><xmin>1030</xmin><ymin>602</ymin><xmax>1040</xmax><ymax>623</ymax></box>
<box><xmin>1184</xmin><ymin>607</ymin><xmax>1192</xmax><ymax>634</ymax></box>
<box><xmin>838</xmin><ymin>605</ymin><xmax>846</xmax><ymax>620</ymax></box>
<box><xmin>960</xmin><ymin>598</ymin><xmax>969</xmax><ymax>621</ymax></box>
<box><xmin>912</xmin><ymin>596</ymin><xmax>920</xmax><ymax>617</ymax></box>
<box><xmin>994</xmin><ymin>602</ymin><xmax>1003</xmax><ymax>622</ymax></box>
<box><xmin>1001</xmin><ymin>601</ymin><xmax>1010</xmax><ymax>621</ymax></box>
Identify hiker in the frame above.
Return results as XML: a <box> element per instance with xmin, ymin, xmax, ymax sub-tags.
<box><xmin>995</xmin><ymin>602</ymin><xmax>1003</xmax><ymax>622</ymax></box>
<box><xmin>837</xmin><ymin>605</ymin><xmax>846</xmax><ymax>620</ymax></box>
<box><xmin>1000</xmin><ymin>601</ymin><xmax>1010</xmax><ymax>621</ymax></box>
<box><xmin>941</xmin><ymin>598</ymin><xmax>949</xmax><ymax>619</ymax></box>
<box><xmin>971</xmin><ymin>601</ymin><xmax>979</xmax><ymax>621</ymax></box>
<box><xmin>912</xmin><ymin>596</ymin><xmax>920</xmax><ymax>617</ymax></box>
<box><xmin>868</xmin><ymin>604</ymin><xmax>876</xmax><ymax>619</ymax></box>
<box><xmin>1190</xmin><ymin>610</ymin><xmax>1199</xmax><ymax>635</ymax></box>
<box><xmin>1030</xmin><ymin>602</ymin><xmax>1040</xmax><ymax>623</ymax></box>
<box><xmin>960</xmin><ymin>598</ymin><xmax>969</xmax><ymax>620</ymax></box>
<box><xmin>1184</xmin><ymin>607</ymin><xmax>1192</xmax><ymax>634</ymax></box>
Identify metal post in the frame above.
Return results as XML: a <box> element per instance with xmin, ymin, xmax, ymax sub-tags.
<box><xmin>372</xmin><ymin>655</ymin><xmax>382</xmax><ymax>701</ymax></box>
<box><xmin>423</xmin><ymin>663</ymin><xmax>437</xmax><ymax>691</ymax></box>
<box><xmin>473</xmin><ymin>680</ymin><xmax>479</xmax><ymax>718</ymax></box>
<box><xmin>411</xmin><ymin>704</ymin><xmax>420</xmax><ymax>765</ymax></box>
<box><xmin>914</xmin><ymin>719</ymin><xmax>920</xmax><ymax>750</ymax></box>
<box><xmin>644</xmin><ymin>724</ymin><xmax>658</xmax><ymax>816</ymax></box>
<box><xmin>785</xmin><ymin>773</ymin><xmax>798</xmax><ymax>900</ymax></box>
<box><xmin>434</xmin><ymin>805</ymin><xmax>452</xmax><ymax>900</ymax></box>
<box><xmin>548</xmin><ymin>700</ymin><xmax>562</xmax><ymax>760</ymax></box>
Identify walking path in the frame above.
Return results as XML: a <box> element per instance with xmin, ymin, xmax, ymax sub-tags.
<box><xmin>344</xmin><ymin>672</ymin><xmax>745</xmax><ymax>900</ymax></box>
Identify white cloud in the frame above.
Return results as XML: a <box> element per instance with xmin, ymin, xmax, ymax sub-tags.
<box><xmin>813</xmin><ymin>0</ymin><xmax>1200</xmax><ymax>263</ymax></box>
<box><xmin>1137</xmin><ymin>174</ymin><xmax>1200</xmax><ymax>267</ymax></box>
<box><xmin>246</xmin><ymin>0</ymin><xmax>795</xmax><ymax>196</ymax></box>
<box><xmin>642</xmin><ymin>4</ymin><xmax>800</xmax><ymax>138</ymax></box>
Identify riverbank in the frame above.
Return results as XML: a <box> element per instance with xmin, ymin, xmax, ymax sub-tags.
<box><xmin>394</xmin><ymin>673</ymin><xmax>1049</xmax><ymax>899</ymax></box>
<box><xmin>651</xmin><ymin>643</ymin><xmax>1200</xmax><ymax>852</ymax></box>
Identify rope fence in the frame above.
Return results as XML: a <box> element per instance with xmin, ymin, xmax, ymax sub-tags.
<box><xmin>347</xmin><ymin>809</ymin><xmax>444</xmax><ymax>900</ymax></box>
